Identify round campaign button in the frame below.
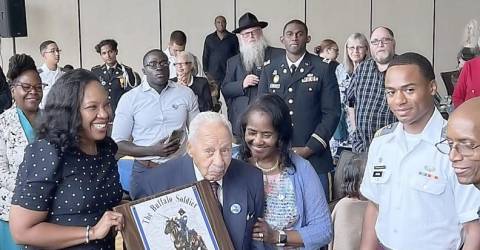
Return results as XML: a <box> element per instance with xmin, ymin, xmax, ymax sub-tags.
<box><xmin>230</xmin><ymin>203</ymin><xmax>241</xmax><ymax>214</ymax></box>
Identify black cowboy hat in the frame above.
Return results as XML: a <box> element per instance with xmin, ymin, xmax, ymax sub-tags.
<box><xmin>232</xmin><ymin>12</ymin><xmax>268</xmax><ymax>34</ymax></box>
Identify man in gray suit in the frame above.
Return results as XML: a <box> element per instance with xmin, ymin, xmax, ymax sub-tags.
<box><xmin>130</xmin><ymin>112</ymin><xmax>264</xmax><ymax>250</ymax></box>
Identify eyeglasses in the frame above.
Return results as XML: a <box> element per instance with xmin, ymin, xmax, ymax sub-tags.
<box><xmin>240</xmin><ymin>28</ymin><xmax>261</xmax><ymax>38</ymax></box>
<box><xmin>435</xmin><ymin>138</ymin><xmax>480</xmax><ymax>156</ymax></box>
<box><xmin>144</xmin><ymin>61</ymin><xmax>169</xmax><ymax>69</ymax></box>
<box><xmin>347</xmin><ymin>46</ymin><xmax>367</xmax><ymax>51</ymax></box>
<box><xmin>45</xmin><ymin>49</ymin><xmax>61</xmax><ymax>54</ymax></box>
<box><xmin>370</xmin><ymin>38</ymin><xmax>394</xmax><ymax>46</ymax></box>
<box><xmin>173</xmin><ymin>62</ymin><xmax>192</xmax><ymax>67</ymax></box>
<box><xmin>13</xmin><ymin>82</ymin><xmax>47</xmax><ymax>92</ymax></box>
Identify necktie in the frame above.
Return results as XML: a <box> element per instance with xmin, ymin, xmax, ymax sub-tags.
<box><xmin>210</xmin><ymin>181</ymin><xmax>222</xmax><ymax>210</ymax></box>
<box><xmin>108</xmin><ymin>67</ymin><xmax>115</xmax><ymax>78</ymax></box>
<box><xmin>290</xmin><ymin>64</ymin><xmax>297</xmax><ymax>75</ymax></box>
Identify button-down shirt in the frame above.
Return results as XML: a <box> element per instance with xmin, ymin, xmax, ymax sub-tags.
<box><xmin>193</xmin><ymin>164</ymin><xmax>223</xmax><ymax>205</ymax></box>
<box><xmin>360</xmin><ymin>109</ymin><xmax>480</xmax><ymax>250</ymax></box>
<box><xmin>286</xmin><ymin>53</ymin><xmax>305</xmax><ymax>73</ymax></box>
<box><xmin>346</xmin><ymin>58</ymin><xmax>397</xmax><ymax>153</ymax></box>
<box><xmin>38</xmin><ymin>64</ymin><xmax>64</xmax><ymax>108</ymax></box>
<box><xmin>112</xmin><ymin>80</ymin><xmax>199</xmax><ymax>163</ymax></box>
<box><xmin>202</xmin><ymin>31</ymin><xmax>239</xmax><ymax>81</ymax></box>
<box><xmin>452</xmin><ymin>56</ymin><xmax>480</xmax><ymax>107</ymax></box>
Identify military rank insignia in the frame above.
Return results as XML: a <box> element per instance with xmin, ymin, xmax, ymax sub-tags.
<box><xmin>301</xmin><ymin>73</ymin><xmax>318</xmax><ymax>83</ymax></box>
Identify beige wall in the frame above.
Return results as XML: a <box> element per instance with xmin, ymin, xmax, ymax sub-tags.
<box><xmin>306</xmin><ymin>0</ymin><xmax>371</xmax><ymax>63</ymax></box>
<box><xmin>161</xmin><ymin>0</ymin><xmax>235</xmax><ymax>69</ymax></box>
<box><xmin>1</xmin><ymin>0</ymin><xmax>480</xmax><ymax>96</ymax></box>
<box><xmin>0</xmin><ymin>0</ymin><xmax>79</xmax><ymax>71</ymax></box>
<box><xmin>236</xmin><ymin>0</ymin><xmax>305</xmax><ymax>48</ymax></box>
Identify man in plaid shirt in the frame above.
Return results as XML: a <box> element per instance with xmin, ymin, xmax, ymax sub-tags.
<box><xmin>347</xmin><ymin>27</ymin><xmax>397</xmax><ymax>153</ymax></box>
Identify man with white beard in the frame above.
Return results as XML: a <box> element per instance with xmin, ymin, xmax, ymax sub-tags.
<box><xmin>222</xmin><ymin>12</ymin><xmax>283</xmax><ymax>139</ymax></box>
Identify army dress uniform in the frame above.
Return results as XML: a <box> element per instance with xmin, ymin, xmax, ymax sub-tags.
<box><xmin>360</xmin><ymin>110</ymin><xmax>480</xmax><ymax>249</ymax></box>
<box><xmin>258</xmin><ymin>52</ymin><xmax>340</xmax><ymax>179</ymax></box>
<box><xmin>91</xmin><ymin>63</ymin><xmax>140</xmax><ymax>113</ymax></box>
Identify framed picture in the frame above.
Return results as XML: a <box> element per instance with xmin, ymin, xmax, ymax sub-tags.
<box><xmin>114</xmin><ymin>180</ymin><xmax>234</xmax><ymax>250</ymax></box>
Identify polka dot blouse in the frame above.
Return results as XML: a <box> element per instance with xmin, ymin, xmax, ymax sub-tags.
<box><xmin>12</xmin><ymin>137</ymin><xmax>122</xmax><ymax>249</ymax></box>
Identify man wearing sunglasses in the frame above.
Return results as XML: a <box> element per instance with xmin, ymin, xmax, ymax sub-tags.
<box><xmin>444</xmin><ymin>97</ymin><xmax>480</xmax><ymax>190</ymax></box>
<box><xmin>360</xmin><ymin>53</ymin><xmax>480</xmax><ymax>250</ymax></box>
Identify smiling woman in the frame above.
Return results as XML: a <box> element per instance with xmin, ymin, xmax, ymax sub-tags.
<box><xmin>237</xmin><ymin>94</ymin><xmax>332</xmax><ymax>249</ymax></box>
<box><xmin>0</xmin><ymin>54</ymin><xmax>41</xmax><ymax>250</ymax></box>
<box><xmin>8</xmin><ymin>69</ymin><xmax>124</xmax><ymax>249</ymax></box>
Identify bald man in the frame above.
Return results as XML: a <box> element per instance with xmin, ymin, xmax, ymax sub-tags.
<box><xmin>445</xmin><ymin>97</ymin><xmax>480</xmax><ymax>190</ymax></box>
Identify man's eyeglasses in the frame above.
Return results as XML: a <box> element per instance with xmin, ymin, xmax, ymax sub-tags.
<box><xmin>370</xmin><ymin>38</ymin><xmax>394</xmax><ymax>46</ymax></box>
<box><xmin>13</xmin><ymin>82</ymin><xmax>47</xmax><ymax>92</ymax></box>
<box><xmin>173</xmin><ymin>62</ymin><xmax>192</xmax><ymax>67</ymax></box>
<box><xmin>435</xmin><ymin>138</ymin><xmax>480</xmax><ymax>157</ymax></box>
<box><xmin>144</xmin><ymin>61</ymin><xmax>169</xmax><ymax>69</ymax></box>
<box><xmin>240</xmin><ymin>28</ymin><xmax>261</xmax><ymax>38</ymax></box>
<box><xmin>45</xmin><ymin>49</ymin><xmax>61</xmax><ymax>54</ymax></box>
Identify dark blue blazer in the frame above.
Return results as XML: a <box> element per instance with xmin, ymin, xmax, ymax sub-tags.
<box><xmin>130</xmin><ymin>155</ymin><xmax>265</xmax><ymax>250</ymax></box>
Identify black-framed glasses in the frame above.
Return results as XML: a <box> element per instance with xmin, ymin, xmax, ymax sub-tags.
<box><xmin>13</xmin><ymin>81</ymin><xmax>47</xmax><ymax>92</ymax></box>
<box><xmin>370</xmin><ymin>38</ymin><xmax>394</xmax><ymax>46</ymax></box>
<box><xmin>435</xmin><ymin>138</ymin><xmax>480</xmax><ymax>156</ymax></box>
<box><xmin>144</xmin><ymin>61</ymin><xmax>169</xmax><ymax>69</ymax></box>
<box><xmin>45</xmin><ymin>49</ymin><xmax>62</xmax><ymax>54</ymax></box>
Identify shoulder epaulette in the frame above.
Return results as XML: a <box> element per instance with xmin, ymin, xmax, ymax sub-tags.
<box><xmin>91</xmin><ymin>65</ymin><xmax>102</xmax><ymax>70</ymax></box>
<box><xmin>121</xmin><ymin>64</ymin><xmax>132</xmax><ymax>70</ymax></box>
<box><xmin>374</xmin><ymin>122</ymin><xmax>398</xmax><ymax>138</ymax></box>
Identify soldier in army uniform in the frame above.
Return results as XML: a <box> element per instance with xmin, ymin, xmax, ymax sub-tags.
<box><xmin>91</xmin><ymin>39</ymin><xmax>140</xmax><ymax>113</ymax></box>
<box><xmin>258</xmin><ymin>19</ymin><xmax>340</xmax><ymax>200</ymax></box>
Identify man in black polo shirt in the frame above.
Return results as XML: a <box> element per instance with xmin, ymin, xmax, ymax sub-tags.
<box><xmin>202</xmin><ymin>15</ymin><xmax>239</xmax><ymax>83</ymax></box>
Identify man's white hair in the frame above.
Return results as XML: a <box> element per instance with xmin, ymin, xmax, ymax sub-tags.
<box><xmin>188</xmin><ymin>112</ymin><xmax>232</xmax><ymax>142</ymax></box>
<box><xmin>176</xmin><ymin>51</ymin><xmax>195</xmax><ymax>64</ymax></box>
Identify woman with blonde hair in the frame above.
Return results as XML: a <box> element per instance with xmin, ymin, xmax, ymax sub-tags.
<box><xmin>330</xmin><ymin>33</ymin><xmax>370</xmax><ymax>159</ymax></box>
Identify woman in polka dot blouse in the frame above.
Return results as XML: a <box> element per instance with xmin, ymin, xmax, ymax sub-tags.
<box><xmin>9</xmin><ymin>69</ymin><xmax>124</xmax><ymax>249</ymax></box>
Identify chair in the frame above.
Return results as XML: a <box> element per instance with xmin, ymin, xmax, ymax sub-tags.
<box><xmin>440</xmin><ymin>70</ymin><xmax>459</xmax><ymax>96</ymax></box>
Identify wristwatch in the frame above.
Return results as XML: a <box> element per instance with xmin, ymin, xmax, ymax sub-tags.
<box><xmin>276</xmin><ymin>230</ymin><xmax>287</xmax><ymax>246</ymax></box>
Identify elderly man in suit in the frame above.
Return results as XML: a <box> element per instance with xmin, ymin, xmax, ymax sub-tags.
<box><xmin>130</xmin><ymin>111</ymin><xmax>264</xmax><ymax>250</ymax></box>
<box><xmin>258</xmin><ymin>19</ymin><xmax>340</xmax><ymax>200</ymax></box>
<box><xmin>221</xmin><ymin>12</ymin><xmax>283</xmax><ymax>139</ymax></box>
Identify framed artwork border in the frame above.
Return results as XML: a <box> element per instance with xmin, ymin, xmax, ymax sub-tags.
<box><xmin>114</xmin><ymin>180</ymin><xmax>234</xmax><ymax>250</ymax></box>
